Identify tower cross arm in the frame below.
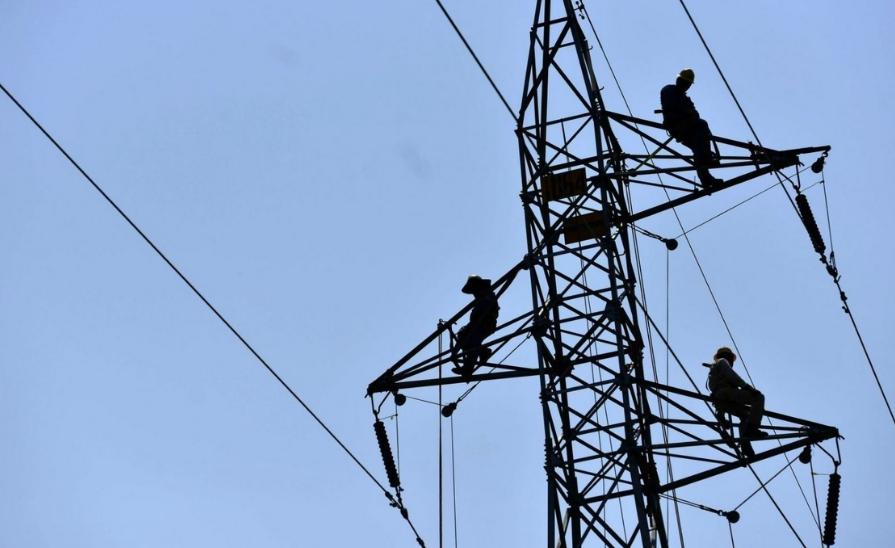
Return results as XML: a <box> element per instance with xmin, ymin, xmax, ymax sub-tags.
<box><xmin>619</xmin><ymin>145</ymin><xmax>830</xmax><ymax>225</ymax></box>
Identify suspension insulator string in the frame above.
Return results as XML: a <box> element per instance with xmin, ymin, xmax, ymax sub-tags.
<box><xmin>795</xmin><ymin>192</ymin><xmax>827</xmax><ymax>256</ymax></box>
<box><xmin>822</xmin><ymin>471</ymin><xmax>841</xmax><ymax>546</ymax></box>
<box><xmin>371</xmin><ymin>403</ymin><xmax>427</xmax><ymax>546</ymax></box>
<box><xmin>374</xmin><ymin>419</ymin><xmax>401</xmax><ymax>490</ymax></box>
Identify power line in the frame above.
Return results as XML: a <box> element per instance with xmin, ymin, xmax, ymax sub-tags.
<box><xmin>674</xmin><ymin>0</ymin><xmax>760</xmax><ymax>144</ymax></box>
<box><xmin>676</xmin><ymin>0</ymin><xmax>894</xmax><ymax>428</ymax></box>
<box><xmin>0</xmin><ymin>81</ymin><xmax>427</xmax><ymax>545</ymax></box>
<box><xmin>430</xmin><ymin>0</ymin><xmax>518</xmax><ymax>123</ymax></box>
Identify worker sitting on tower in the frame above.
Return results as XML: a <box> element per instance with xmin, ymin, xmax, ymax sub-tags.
<box><xmin>660</xmin><ymin>68</ymin><xmax>723</xmax><ymax>188</ymax></box>
<box><xmin>451</xmin><ymin>275</ymin><xmax>499</xmax><ymax>377</ymax></box>
<box><xmin>706</xmin><ymin>346</ymin><xmax>768</xmax><ymax>441</ymax></box>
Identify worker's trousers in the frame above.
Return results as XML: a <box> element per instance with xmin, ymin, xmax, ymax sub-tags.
<box><xmin>712</xmin><ymin>387</ymin><xmax>765</xmax><ymax>435</ymax></box>
<box><xmin>672</xmin><ymin>118</ymin><xmax>718</xmax><ymax>185</ymax></box>
<box><xmin>454</xmin><ymin>324</ymin><xmax>494</xmax><ymax>366</ymax></box>
<box><xmin>674</xmin><ymin>119</ymin><xmax>714</xmax><ymax>166</ymax></box>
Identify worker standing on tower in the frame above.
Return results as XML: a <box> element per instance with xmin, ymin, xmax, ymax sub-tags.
<box><xmin>451</xmin><ymin>275</ymin><xmax>499</xmax><ymax>377</ymax></box>
<box><xmin>660</xmin><ymin>68</ymin><xmax>722</xmax><ymax>187</ymax></box>
<box><xmin>706</xmin><ymin>346</ymin><xmax>768</xmax><ymax>441</ymax></box>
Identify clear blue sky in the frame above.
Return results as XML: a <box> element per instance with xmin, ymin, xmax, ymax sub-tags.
<box><xmin>2</xmin><ymin>1</ymin><xmax>893</xmax><ymax>546</ymax></box>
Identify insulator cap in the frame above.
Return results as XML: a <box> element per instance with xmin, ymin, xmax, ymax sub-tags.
<box><xmin>441</xmin><ymin>402</ymin><xmax>457</xmax><ymax>418</ymax></box>
<box><xmin>725</xmin><ymin>510</ymin><xmax>740</xmax><ymax>524</ymax></box>
<box><xmin>664</xmin><ymin>238</ymin><xmax>679</xmax><ymax>251</ymax></box>
<box><xmin>799</xmin><ymin>445</ymin><xmax>812</xmax><ymax>464</ymax></box>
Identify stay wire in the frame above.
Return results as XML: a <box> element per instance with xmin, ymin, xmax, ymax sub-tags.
<box><xmin>0</xmin><ymin>81</ymin><xmax>428</xmax><ymax>546</ymax></box>
<box><xmin>430</xmin><ymin>0</ymin><xmax>517</xmax><ymax>123</ymax></box>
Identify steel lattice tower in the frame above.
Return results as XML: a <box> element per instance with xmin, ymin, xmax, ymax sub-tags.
<box><xmin>368</xmin><ymin>1</ymin><xmax>838</xmax><ymax>546</ymax></box>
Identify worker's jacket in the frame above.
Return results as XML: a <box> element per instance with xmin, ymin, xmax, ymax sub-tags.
<box><xmin>660</xmin><ymin>84</ymin><xmax>700</xmax><ymax>134</ymax></box>
<box><xmin>468</xmin><ymin>291</ymin><xmax>499</xmax><ymax>335</ymax></box>
<box><xmin>707</xmin><ymin>358</ymin><xmax>753</xmax><ymax>395</ymax></box>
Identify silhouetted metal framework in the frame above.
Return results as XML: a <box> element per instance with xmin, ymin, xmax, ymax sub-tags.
<box><xmin>368</xmin><ymin>1</ymin><xmax>838</xmax><ymax>546</ymax></box>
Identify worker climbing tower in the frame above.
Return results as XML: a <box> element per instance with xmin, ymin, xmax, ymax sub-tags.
<box><xmin>368</xmin><ymin>1</ymin><xmax>841</xmax><ymax>546</ymax></box>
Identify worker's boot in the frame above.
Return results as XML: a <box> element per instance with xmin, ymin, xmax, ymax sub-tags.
<box><xmin>697</xmin><ymin>167</ymin><xmax>723</xmax><ymax>188</ymax></box>
<box><xmin>740</xmin><ymin>439</ymin><xmax>755</xmax><ymax>459</ymax></box>
<box><xmin>741</xmin><ymin>426</ymin><xmax>769</xmax><ymax>440</ymax></box>
<box><xmin>451</xmin><ymin>349</ymin><xmax>475</xmax><ymax>378</ymax></box>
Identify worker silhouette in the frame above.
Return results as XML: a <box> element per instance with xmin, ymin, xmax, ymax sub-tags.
<box><xmin>706</xmin><ymin>347</ymin><xmax>768</xmax><ymax>446</ymax></box>
<box><xmin>661</xmin><ymin>68</ymin><xmax>723</xmax><ymax>187</ymax></box>
<box><xmin>451</xmin><ymin>275</ymin><xmax>499</xmax><ymax>377</ymax></box>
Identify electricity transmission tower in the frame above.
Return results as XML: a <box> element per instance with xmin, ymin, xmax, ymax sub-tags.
<box><xmin>367</xmin><ymin>1</ymin><xmax>839</xmax><ymax>546</ymax></box>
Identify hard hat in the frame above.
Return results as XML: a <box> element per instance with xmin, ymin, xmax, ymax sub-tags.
<box><xmin>714</xmin><ymin>346</ymin><xmax>736</xmax><ymax>363</ymax></box>
<box><xmin>462</xmin><ymin>275</ymin><xmax>492</xmax><ymax>294</ymax></box>
<box><xmin>678</xmin><ymin>68</ymin><xmax>695</xmax><ymax>84</ymax></box>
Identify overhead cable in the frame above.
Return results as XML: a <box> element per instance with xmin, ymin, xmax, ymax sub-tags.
<box><xmin>431</xmin><ymin>0</ymin><xmax>518</xmax><ymax>123</ymax></box>
<box><xmin>0</xmin><ymin>81</ymin><xmax>427</xmax><ymax>546</ymax></box>
<box><xmin>675</xmin><ymin>0</ymin><xmax>761</xmax><ymax>144</ymax></box>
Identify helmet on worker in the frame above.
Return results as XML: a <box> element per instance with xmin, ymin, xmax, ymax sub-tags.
<box><xmin>462</xmin><ymin>275</ymin><xmax>492</xmax><ymax>295</ymax></box>
<box><xmin>677</xmin><ymin>68</ymin><xmax>695</xmax><ymax>89</ymax></box>
<box><xmin>714</xmin><ymin>346</ymin><xmax>736</xmax><ymax>364</ymax></box>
